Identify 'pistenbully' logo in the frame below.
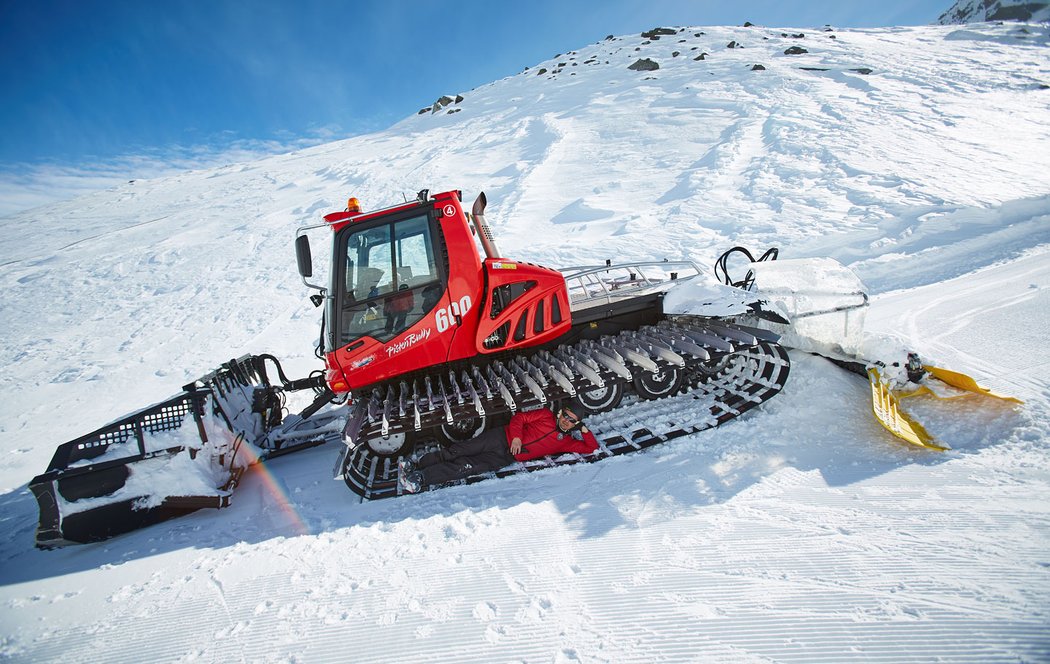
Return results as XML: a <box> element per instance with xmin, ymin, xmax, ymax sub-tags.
<box><xmin>386</xmin><ymin>328</ymin><xmax>432</xmax><ymax>357</ymax></box>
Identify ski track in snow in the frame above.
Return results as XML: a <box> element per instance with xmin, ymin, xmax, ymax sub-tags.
<box><xmin>1</xmin><ymin>20</ymin><xmax>1049</xmax><ymax>664</ymax></box>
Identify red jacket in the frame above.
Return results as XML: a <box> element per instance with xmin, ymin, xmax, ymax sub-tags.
<box><xmin>384</xmin><ymin>289</ymin><xmax>414</xmax><ymax>314</ymax></box>
<box><xmin>504</xmin><ymin>408</ymin><xmax>599</xmax><ymax>462</ymax></box>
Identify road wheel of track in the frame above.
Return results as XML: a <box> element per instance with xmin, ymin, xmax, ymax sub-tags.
<box><xmin>692</xmin><ymin>355</ymin><xmax>734</xmax><ymax>384</ymax></box>
<box><xmin>576</xmin><ymin>380</ymin><xmax>624</xmax><ymax>414</ymax></box>
<box><xmin>634</xmin><ymin>365</ymin><xmax>685</xmax><ymax>400</ymax></box>
<box><xmin>437</xmin><ymin>416</ymin><xmax>487</xmax><ymax>445</ymax></box>
<box><xmin>366</xmin><ymin>430</ymin><xmax>412</xmax><ymax>457</ymax></box>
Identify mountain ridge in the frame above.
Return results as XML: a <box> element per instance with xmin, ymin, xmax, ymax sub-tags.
<box><xmin>938</xmin><ymin>0</ymin><xmax>1050</xmax><ymax>24</ymax></box>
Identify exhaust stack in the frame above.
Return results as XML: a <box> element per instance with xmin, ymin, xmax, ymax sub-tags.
<box><xmin>471</xmin><ymin>192</ymin><xmax>502</xmax><ymax>259</ymax></box>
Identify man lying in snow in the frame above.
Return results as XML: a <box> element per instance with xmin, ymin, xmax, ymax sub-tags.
<box><xmin>398</xmin><ymin>401</ymin><xmax>599</xmax><ymax>493</ymax></box>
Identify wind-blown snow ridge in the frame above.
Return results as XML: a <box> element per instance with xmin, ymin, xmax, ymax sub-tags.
<box><xmin>1</xmin><ymin>20</ymin><xmax>1049</xmax><ymax>664</ymax></box>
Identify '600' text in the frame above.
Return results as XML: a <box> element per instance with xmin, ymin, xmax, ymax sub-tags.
<box><xmin>435</xmin><ymin>295</ymin><xmax>472</xmax><ymax>333</ymax></box>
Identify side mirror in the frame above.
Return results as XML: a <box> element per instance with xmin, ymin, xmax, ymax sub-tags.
<box><xmin>295</xmin><ymin>235</ymin><xmax>313</xmax><ymax>278</ymax></box>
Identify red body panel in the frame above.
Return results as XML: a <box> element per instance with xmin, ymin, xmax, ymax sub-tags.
<box><xmin>475</xmin><ymin>258</ymin><xmax>572</xmax><ymax>354</ymax></box>
<box><xmin>320</xmin><ymin>191</ymin><xmax>571</xmax><ymax>395</ymax></box>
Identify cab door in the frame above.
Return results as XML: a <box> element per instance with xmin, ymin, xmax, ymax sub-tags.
<box><xmin>330</xmin><ymin>210</ymin><xmax>452</xmax><ymax>387</ymax></box>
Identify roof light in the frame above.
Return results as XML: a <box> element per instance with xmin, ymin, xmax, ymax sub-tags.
<box><xmin>346</xmin><ymin>197</ymin><xmax>361</xmax><ymax>213</ymax></box>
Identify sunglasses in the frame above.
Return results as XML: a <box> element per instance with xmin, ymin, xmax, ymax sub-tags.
<box><xmin>559</xmin><ymin>410</ymin><xmax>580</xmax><ymax>424</ymax></box>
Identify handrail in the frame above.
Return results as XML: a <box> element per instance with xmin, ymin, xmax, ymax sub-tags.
<box><xmin>560</xmin><ymin>259</ymin><xmax>703</xmax><ymax>278</ymax></box>
<box><xmin>560</xmin><ymin>260</ymin><xmax>703</xmax><ymax>308</ymax></box>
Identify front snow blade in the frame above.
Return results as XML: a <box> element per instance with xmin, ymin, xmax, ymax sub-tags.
<box><xmin>29</xmin><ymin>388</ymin><xmax>237</xmax><ymax>548</ymax></box>
<box><xmin>30</xmin><ymin>355</ymin><xmax>335</xmax><ymax>548</ymax></box>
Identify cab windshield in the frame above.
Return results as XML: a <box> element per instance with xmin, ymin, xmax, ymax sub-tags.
<box><xmin>336</xmin><ymin>213</ymin><xmax>444</xmax><ymax>345</ymax></box>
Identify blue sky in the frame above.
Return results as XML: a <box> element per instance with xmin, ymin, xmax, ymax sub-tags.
<box><xmin>0</xmin><ymin>0</ymin><xmax>953</xmax><ymax>215</ymax></box>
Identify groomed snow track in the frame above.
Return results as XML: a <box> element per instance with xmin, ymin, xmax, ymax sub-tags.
<box><xmin>338</xmin><ymin>318</ymin><xmax>791</xmax><ymax>499</ymax></box>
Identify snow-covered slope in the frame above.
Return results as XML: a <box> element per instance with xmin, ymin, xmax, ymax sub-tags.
<box><xmin>1</xmin><ymin>21</ymin><xmax>1049</xmax><ymax>663</ymax></box>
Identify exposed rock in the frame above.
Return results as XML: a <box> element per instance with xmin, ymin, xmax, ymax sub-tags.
<box><xmin>641</xmin><ymin>27</ymin><xmax>677</xmax><ymax>40</ymax></box>
<box><xmin>536</xmin><ymin>68</ymin><xmax>548</xmax><ymax>75</ymax></box>
<box><xmin>784</xmin><ymin>46</ymin><xmax>809</xmax><ymax>55</ymax></box>
<box><xmin>628</xmin><ymin>58</ymin><xmax>660</xmax><ymax>71</ymax></box>
<box><xmin>751</xmin><ymin>64</ymin><xmax>766</xmax><ymax>71</ymax></box>
<box><xmin>744</xmin><ymin>21</ymin><xmax>754</xmax><ymax>27</ymax></box>
<box><xmin>991</xmin><ymin>4</ymin><xmax>1046</xmax><ymax>19</ymax></box>
<box><xmin>694</xmin><ymin>53</ymin><xmax>708</xmax><ymax>61</ymax></box>
<box><xmin>429</xmin><ymin>95</ymin><xmax>464</xmax><ymax>114</ymax></box>
<box><xmin>727</xmin><ymin>41</ymin><xmax>741</xmax><ymax>48</ymax></box>
<box><xmin>672</xmin><ymin>51</ymin><xmax>681</xmax><ymax>57</ymax></box>
<box><xmin>850</xmin><ymin>67</ymin><xmax>873</xmax><ymax>75</ymax></box>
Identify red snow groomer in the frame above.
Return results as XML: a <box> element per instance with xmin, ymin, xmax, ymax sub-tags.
<box><xmin>300</xmin><ymin>190</ymin><xmax>789</xmax><ymax>498</ymax></box>
<box><xmin>30</xmin><ymin>190</ymin><xmax>792</xmax><ymax>547</ymax></box>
